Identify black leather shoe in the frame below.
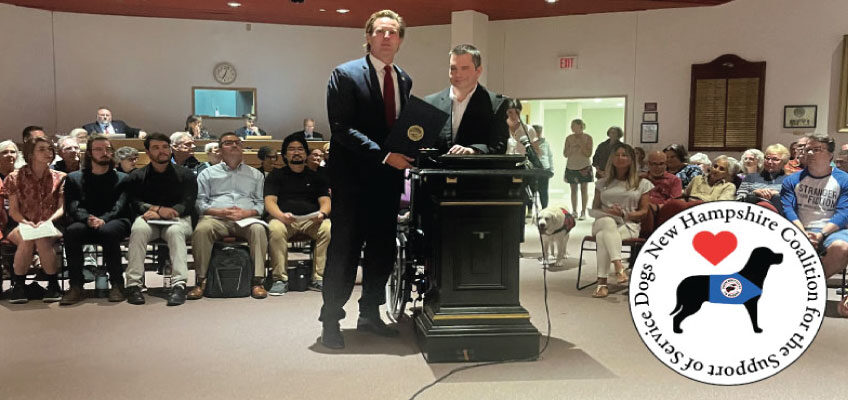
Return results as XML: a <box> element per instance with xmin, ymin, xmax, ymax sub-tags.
<box><xmin>167</xmin><ymin>285</ymin><xmax>186</xmax><ymax>306</ymax></box>
<box><xmin>356</xmin><ymin>316</ymin><xmax>399</xmax><ymax>337</ymax></box>
<box><xmin>321</xmin><ymin>324</ymin><xmax>345</xmax><ymax>349</ymax></box>
<box><xmin>126</xmin><ymin>286</ymin><xmax>145</xmax><ymax>305</ymax></box>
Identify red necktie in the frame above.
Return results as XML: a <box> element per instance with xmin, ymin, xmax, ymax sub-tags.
<box><xmin>383</xmin><ymin>65</ymin><xmax>396</xmax><ymax>128</ymax></box>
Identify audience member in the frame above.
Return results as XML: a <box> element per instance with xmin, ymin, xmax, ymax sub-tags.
<box><xmin>425</xmin><ymin>44</ymin><xmax>509</xmax><ymax>155</ymax></box>
<box><xmin>322</xmin><ymin>142</ymin><xmax>330</xmax><ymax>164</ymax></box>
<box><xmin>784</xmin><ymin>136</ymin><xmax>808</xmax><ymax>175</ymax></box>
<box><xmin>780</xmin><ymin>133</ymin><xmax>848</xmax><ymax>317</ymax></box>
<box><xmin>592</xmin><ymin>126</ymin><xmax>623</xmax><ymax>180</ymax></box>
<box><xmin>533</xmin><ymin>124</ymin><xmax>554</xmax><ymax>209</ymax></box>
<box><xmin>124</xmin><ymin>133</ymin><xmax>197</xmax><ymax>306</ymax></box>
<box><xmin>740</xmin><ymin>148</ymin><xmax>764</xmax><ymax>177</ymax></box>
<box><xmin>60</xmin><ymin>135</ymin><xmax>131</xmax><ymax>305</ymax></box>
<box><xmin>683</xmin><ymin>155</ymin><xmax>738</xmax><ymax>201</ymax></box>
<box><xmin>256</xmin><ymin>146</ymin><xmax>277</xmax><ymax>176</ymax></box>
<box><xmin>736</xmin><ymin>144</ymin><xmax>789</xmax><ymax>210</ymax></box>
<box><xmin>0</xmin><ymin>140</ymin><xmax>20</xmax><ymax>180</ymax></box>
<box><xmin>307</xmin><ymin>148</ymin><xmax>329</xmax><ymax>182</ymax></box>
<box><xmin>589</xmin><ymin>144</ymin><xmax>653</xmax><ymax>298</ymax></box>
<box><xmin>564</xmin><ymin>118</ymin><xmax>594</xmax><ymax>220</ymax></box>
<box><xmin>69</xmin><ymin>128</ymin><xmax>88</xmax><ymax>145</ymax></box>
<box><xmin>3</xmin><ymin>136</ymin><xmax>65</xmax><ymax>304</ymax></box>
<box><xmin>185</xmin><ymin>114</ymin><xmax>213</xmax><ymax>139</ymax></box>
<box><xmin>189</xmin><ymin>132</ymin><xmax>267</xmax><ymax>300</ymax></box>
<box><xmin>114</xmin><ymin>146</ymin><xmax>139</xmax><ymax>174</ymax></box>
<box><xmin>52</xmin><ymin>136</ymin><xmax>81</xmax><ymax>173</ymax></box>
<box><xmin>634</xmin><ymin>147</ymin><xmax>647</xmax><ymax>173</ymax></box>
<box><xmin>688</xmin><ymin>152</ymin><xmax>711</xmax><ymax>175</ymax></box>
<box><xmin>663</xmin><ymin>144</ymin><xmax>703</xmax><ymax>189</ymax></box>
<box><xmin>836</xmin><ymin>146</ymin><xmax>848</xmax><ymax>173</ymax></box>
<box><xmin>291</xmin><ymin>118</ymin><xmax>324</xmax><ymax>140</ymax></box>
<box><xmin>22</xmin><ymin>125</ymin><xmax>47</xmax><ymax>142</ymax></box>
<box><xmin>505</xmin><ymin>100</ymin><xmax>539</xmax><ymax>156</ymax></box>
<box><xmin>170</xmin><ymin>131</ymin><xmax>201</xmax><ymax>173</ymax></box>
<box><xmin>235</xmin><ymin>114</ymin><xmax>266</xmax><ymax>138</ymax></box>
<box><xmin>264</xmin><ymin>134</ymin><xmax>331</xmax><ymax>295</ymax></box>
<box><xmin>82</xmin><ymin>106</ymin><xmax>146</xmax><ymax>138</ymax></box>
<box><xmin>645</xmin><ymin>151</ymin><xmax>683</xmax><ymax>206</ymax></box>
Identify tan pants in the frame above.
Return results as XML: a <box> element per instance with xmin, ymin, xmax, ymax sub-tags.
<box><xmin>268</xmin><ymin>218</ymin><xmax>330</xmax><ymax>281</ymax></box>
<box><xmin>191</xmin><ymin>216</ymin><xmax>268</xmax><ymax>280</ymax></box>
<box><xmin>126</xmin><ymin>216</ymin><xmax>192</xmax><ymax>288</ymax></box>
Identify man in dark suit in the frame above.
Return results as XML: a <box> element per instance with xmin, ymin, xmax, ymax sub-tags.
<box><xmin>319</xmin><ymin>9</ymin><xmax>414</xmax><ymax>350</ymax></box>
<box><xmin>235</xmin><ymin>113</ymin><xmax>267</xmax><ymax>138</ymax></box>
<box><xmin>424</xmin><ymin>44</ymin><xmax>509</xmax><ymax>155</ymax></box>
<box><xmin>82</xmin><ymin>107</ymin><xmax>145</xmax><ymax>139</ymax></box>
<box><xmin>290</xmin><ymin>118</ymin><xmax>324</xmax><ymax>140</ymax></box>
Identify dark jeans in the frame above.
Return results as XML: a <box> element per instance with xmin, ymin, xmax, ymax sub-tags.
<box><xmin>538</xmin><ymin>176</ymin><xmax>550</xmax><ymax>209</ymax></box>
<box><xmin>65</xmin><ymin>219</ymin><xmax>131</xmax><ymax>287</ymax></box>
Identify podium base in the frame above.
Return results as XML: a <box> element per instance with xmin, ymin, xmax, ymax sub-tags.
<box><xmin>413</xmin><ymin>305</ymin><xmax>540</xmax><ymax>363</ymax></box>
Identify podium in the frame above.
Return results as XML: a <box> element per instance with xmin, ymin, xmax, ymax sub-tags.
<box><xmin>411</xmin><ymin>154</ymin><xmax>542</xmax><ymax>362</ymax></box>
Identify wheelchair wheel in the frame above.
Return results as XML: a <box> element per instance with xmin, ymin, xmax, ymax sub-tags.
<box><xmin>386</xmin><ymin>234</ymin><xmax>411</xmax><ymax>322</ymax></box>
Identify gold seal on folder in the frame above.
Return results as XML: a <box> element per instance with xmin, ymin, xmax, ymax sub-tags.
<box><xmin>407</xmin><ymin>125</ymin><xmax>424</xmax><ymax>141</ymax></box>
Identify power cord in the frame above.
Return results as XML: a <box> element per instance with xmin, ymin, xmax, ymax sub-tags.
<box><xmin>409</xmin><ymin>189</ymin><xmax>553</xmax><ymax>400</ymax></box>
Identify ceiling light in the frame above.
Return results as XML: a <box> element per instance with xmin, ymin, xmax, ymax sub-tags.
<box><xmin>319</xmin><ymin>9</ymin><xmax>326</xmax><ymax>12</ymax></box>
<box><xmin>336</xmin><ymin>9</ymin><xmax>350</xmax><ymax>14</ymax></box>
<box><xmin>227</xmin><ymin>2</ymin><xmax>241</xmax><ymax>7</ymax></box>
<box><xmin>545</xmin><ymin>0</ymin><xmax>558</xmax><ymax>3</ymax></box>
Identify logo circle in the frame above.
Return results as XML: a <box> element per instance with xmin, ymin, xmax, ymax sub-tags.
<box><xmin>629</xmin><ymin>201</ymin><xmax>826</xmax><ymax>385</ymax></box>
<box><xmin>407</xmin><ymin>125</ymin><xmax>424</xmax><ymax>141</ymax></box>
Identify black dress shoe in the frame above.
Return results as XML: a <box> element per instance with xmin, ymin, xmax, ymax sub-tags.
<box><xmin>126</xmin><ymin>286</ymin><xmax>145</xmax><ymax>305</ymax></box>
<box><xmin>321</xmin><ymin>324</ymin><xmax>345</xmax><ymax>349</ymax></box>
<box><xmin>167</xmin><ymin>285</ymin><xmax>186</xmax><ymax>306</ymax></box>
<box><xmin>356</xmin><ymin>316</ymin><xmax>399</xmax><ymax>337</ymax></box>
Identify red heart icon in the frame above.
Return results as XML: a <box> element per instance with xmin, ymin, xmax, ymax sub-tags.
<box><xmin>692</xmin><ymin>231</ymin><xmax>737</xmax><ymax>265</ymax></box>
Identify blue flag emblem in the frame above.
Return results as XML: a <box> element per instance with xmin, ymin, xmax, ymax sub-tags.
<box><xmin>708</xmin><ymin>273</ymin><xmax>762</xmax><ymax>304</ymax></box>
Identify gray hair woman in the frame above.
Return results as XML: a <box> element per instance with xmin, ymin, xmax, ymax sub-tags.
<box><xmin>114</xmin><ymin>146</ymin><xmax>139</xmax><ymax>174</ymax></box>
<box><xmin>0</xmin><ymin>140</ymin><xmax>20</xmax><ymax>179</ymax></box>
<box><xmin>736</xmin><ymin>144</ymin><xmax>790</xmax><ymax>206</ymax></box>
<box><xmin>740</xmin><ymin>148</ymin><xmax>764</xmax><ymax>176</ymax></box>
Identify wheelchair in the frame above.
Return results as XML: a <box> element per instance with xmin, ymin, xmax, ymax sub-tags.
<box><xmin>385</xmin><ymin>172</ymin><xmax>428</xmax><ymax>322</ymax></box>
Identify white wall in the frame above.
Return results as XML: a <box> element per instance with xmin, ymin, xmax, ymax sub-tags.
<box><xmin>3</xmin><ymin>0</ymin><xmax>848</xmax><ymax>157</ymax></box>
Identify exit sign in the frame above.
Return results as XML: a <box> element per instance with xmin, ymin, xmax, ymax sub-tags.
<box><xmin>559</xmin><ymin>56</ymin><xmax>578</xmax><ymax>70</ymax></box>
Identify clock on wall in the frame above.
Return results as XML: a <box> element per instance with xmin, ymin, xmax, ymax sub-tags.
<box><xmin>213</xmin><ymin>62</ymin><xmax>237</xmax><ymax>85</ymax></box>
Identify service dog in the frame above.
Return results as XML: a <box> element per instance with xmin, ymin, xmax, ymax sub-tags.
<box><xmin>536</xmin><ymin>207</ymin><xmax>575</xmax><ymax>267</ymax></box>
<box><xmin>670</xmin><ymin>247</ymin><xmax>782</xmax><ymax>334</ymax></box>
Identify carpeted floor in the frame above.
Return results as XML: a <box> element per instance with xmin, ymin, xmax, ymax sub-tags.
<box><xmin>1</xmin><ymin>217</ymin><xmax>846</xmax><ymax>400</ymax></box>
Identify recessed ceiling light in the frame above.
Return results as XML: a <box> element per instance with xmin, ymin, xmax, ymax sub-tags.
<box><xmin>227</xmin><ymin>2</ymin><xmax>241</xmax><ymax>7</ymax></box>
<box><xmin>336</xmin><ymin>9</ymin><xmax>350</xmax><ymax>14</ymax></box>
<box><xmin>545</xmin><ymin>0</ymin><xmax>558</xmax><ymax>4</ymax></box>
<box><xmin>319</xmin><ymin>9</ymin><xmax>326</xmax><ymax>12</ymax></box>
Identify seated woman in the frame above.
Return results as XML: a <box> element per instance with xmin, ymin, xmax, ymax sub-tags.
<box><xmin>739</xmin><ymin>148</ymin><xmax>764</xmax><ymax>180</ymax></box>
<box><xmin>0</xmin><ymin>140</ymin><xmax>19</xmax><ymax>180</ymax></box>
<box><xmin>655</xmin><ymin>155</ymin><xmax>739</xmax><ymax>227</ymax></box>
<box><xmin>736</xmin><ymin>144</ymin><xmax>789</xmax><ymax>212</ymax></box>
<box><xmin>114</xmin><ymin>146</ymin><xmax>139</xmax><ymax>174</ymax></box>
<box><xmin>663</xmin><ymin>144</ymin><xmax>703</xmax><ymax>189</ymax></box>
<box><xmin>589</xmin><ymin>144</ymin><xmax>653</xmax><ymax>298</ymax></box>
<box><xmin>3</xmin><ymin>136</ymin><xmax>66</xmax><ymax>304</ymax></box>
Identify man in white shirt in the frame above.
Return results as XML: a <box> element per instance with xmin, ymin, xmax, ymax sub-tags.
<box><xmin>424</xmin><ymin>44</ymin><xmax>509</xmax><ymax>155</ymax></box>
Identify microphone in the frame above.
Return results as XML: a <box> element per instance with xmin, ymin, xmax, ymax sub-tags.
<box><xmin>519</xmin><ymin>135</ymin><xmax>543</xmax><ymax>169</ymax></box>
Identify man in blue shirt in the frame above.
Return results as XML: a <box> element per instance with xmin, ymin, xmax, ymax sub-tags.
<box><xmin>188</xmin><ymin>132</ymin><xmax>268</xmax><ymax>300</ymax></box>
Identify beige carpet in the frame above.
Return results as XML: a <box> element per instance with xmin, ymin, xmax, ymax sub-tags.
<box><xmin>1</xmin><ymin>218</ymin><xmax>846</xmax><ymax>400</ymax></box>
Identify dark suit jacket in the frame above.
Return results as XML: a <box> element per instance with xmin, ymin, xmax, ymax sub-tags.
<box><xmin>290</xmin><ymin>130</ymin><xmax>325</xmax><ymax>140</ymax></box>
<box><xmin>326</xmin><ymin>56</ymin><xmax>412</xmax><ymax>195</ymax></box>
<box><xmin>424</xmin><ymin>85</ymin><xmax>509</xmax><ymax>154</ymax></box>
<box><xmin>82</xmin><ymin>120</ymin><xmax>141</xmax><ymax>138</ymax></box>
<box><xmin>235</xmin><ymin>126</ymin><xmax>268</xmax><ymax>139</ymax></box>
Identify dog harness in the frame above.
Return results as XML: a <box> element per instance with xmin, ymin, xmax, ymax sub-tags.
<box><xmin>708</xmin><ymin>273</ymin><xmax>762</xmax><ymax>304</ymax></box>
<box><xmin>551</xmin><ymin>208</ymin><xmax>576</xmax><ymax>235</ymax></box>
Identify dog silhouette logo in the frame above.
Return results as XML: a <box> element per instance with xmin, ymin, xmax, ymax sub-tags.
<box><xmin>629</xmin><ymin>201</ymin><xmax>826</xmax><ymax>385</ymax></box>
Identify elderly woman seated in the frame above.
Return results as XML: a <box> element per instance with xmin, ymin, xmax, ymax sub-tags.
<box><xmin>663</xmin><ymin>144</ymin><xmax>703</xmax><ymax>189</ymax></box>
<box><xmin>589</xmin><ymin>144</ymin><xmax>653</xmax><ymax>298</ymax></box>
<box><xmin>736</xmin><ymin>144</ymin><xmax>789</xmax><ymax>212</ymax></box>
<box><xmin>653</xmin><ymin>155</ymin><xmax>739</xmax><ymax>229</ymax></box>
<box><xmin>739</xmin><ymin>148</ymin><xmax>764</xmax><ymax>179</ymax></box>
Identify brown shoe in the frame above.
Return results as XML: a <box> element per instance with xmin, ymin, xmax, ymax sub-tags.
<box><xmin>251</xmin><ymin>285</ymin><xmax>268</xmax><ymax>299</ymax></box>
<box><xmin>187</xmin><ymin>279</ymin><xmax>206</xmax><ymax>300</ymax></box>
<box><xmin>60</xmin><ymin>286</ymin><xmax>85</xmax><ymax>305</ymax></box>
<box><xmin>108</xmin><ymin>284</ymin><xmax>126</xmax><ymax>302</ymax></box>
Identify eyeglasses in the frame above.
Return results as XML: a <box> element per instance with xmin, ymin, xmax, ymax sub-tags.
<box><xmin>764</xmin><ymin>156</ymin><xmax>782</xmax><ymax>162</ymax></box>
<box><xmin>805</xmin><ymin>147</ymin><xmax>827</xmax><ymax>154</ymax></box>
<box><xmin>221</xmin><ymin>140</ymin><xmax>242</xmax><ymax>147</ymax></box>
<box><xmin>265</xmin><ymin>155</ymin><xmax>279</xmax><ymax>161</ymax></box>
<box><xmin>175</xmin><ymin>141</ymin><xmax>195</xmax><ymax>149</ymax></box>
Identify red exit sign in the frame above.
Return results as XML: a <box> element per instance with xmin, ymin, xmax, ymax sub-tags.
<box><xmin>559</xmin><ymin>56</ymin><xmax>578</xmax><ymax>70</ymax></box>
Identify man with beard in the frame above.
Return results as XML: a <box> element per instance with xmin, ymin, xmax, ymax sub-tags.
<box><xmin>61</xmin><ymin>134</ymin><xmax>132</xmax><ymax>305</ymax></box>
<box><xmin>52</xmin><ymin>136</ymin><xmax>81</xmax><ymax>173</ymax></box>
<box><xmin>189</xmin><ymin>132</ymin><xmax>268</xmax><ymax>300</ymax></box>
<box><xmin>123</xmin><ymin>133</ymin><xmax>197</xmax><ymax>306</ymax></box>
<box><xmin>264</xmin><ymin>134</ymin><xmax>331</xmax><ymax>295</ymax></box>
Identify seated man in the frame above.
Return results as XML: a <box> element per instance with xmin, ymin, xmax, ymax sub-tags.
<box><xmin>307</xmin><ymin>147</ymin><xmax>328</xmax><ymax>182</ymax></box>
<box><xmin>170</xmin><ymin>131</ymin><xmax>201</xmax><ymax>173</ymax></box>
<box><xmin>82</xmin><ymin>106</ymin><xmax>146</xmax><ymax>139</ymax></box>
<box><xmin>234</xmin><ymin>114</ymin><xmax>267</xmax><ymax>138</ymax></box>
<box><xmin>644</xmin><ymin>151</ymin><xmax>683</xmax><ymax>206</ymax></box>
<box><xmin>781</xmin><ymin>133</ymin><xmax>848</xmax><ymax>317</ymax></box>
<box><xmin>265</xmin><ymin>134</ymin><xmax>331</xmax><ymax>294</ymax></box>
<box><xmin>52</xmin><ymin>136</ymin><xmax>81</xmax><ymax>173</ymax></box>
<box><xmin>124</xmin><ymin>133</ymin><xmax>197</xmax><ymax>306</ymax></box>
<box><xmin>189</xmin><ymin>132</ymin><xmax>268</xmax><ymax>300</ymax></box>
<box><xmin>256</xmin><ymin>146</ymin><xmax>277</xmax><ymax>176</ymax></box>
<box><xmin>61</xmin><ymin>134</ymin><xmax>132</xmax><ymax>305</ymax></box>
<box><xmin>290</xmin><ymin>118</ymin><xmax>324</xmax><ymax>140</ymax></box>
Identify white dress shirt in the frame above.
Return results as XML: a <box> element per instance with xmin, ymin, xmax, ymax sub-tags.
<box><xmin>369</xmin><ymin>54</ymin><xmax>401</xmax><ymax>119</ymax></box>
<box><xmin>449</xmin><ymin>84</ymin><xmax>478</xmax><ymax>140</ymax></box>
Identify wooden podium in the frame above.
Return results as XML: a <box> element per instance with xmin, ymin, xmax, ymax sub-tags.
<box><xmin>412</xmin><ymin>155</ymin><xmax>541</xmax><ymax>363</ymax></box>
